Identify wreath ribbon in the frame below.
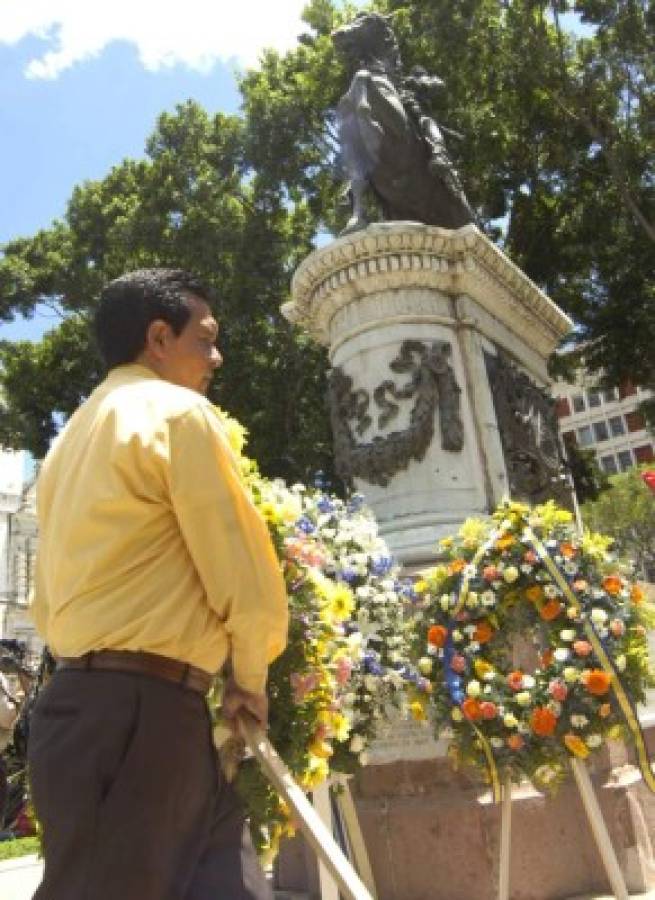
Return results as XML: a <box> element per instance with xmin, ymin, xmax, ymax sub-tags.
<box><xmin>525</xmin><ymin>526</ymin><xmax>655</xmax><ymax>795</ymax></box>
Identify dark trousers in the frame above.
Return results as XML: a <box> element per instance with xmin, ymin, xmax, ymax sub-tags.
<box><xmin>28</xmin><ymin>669</ymin><xmax>271</xmax><ymax>900</ymax></box>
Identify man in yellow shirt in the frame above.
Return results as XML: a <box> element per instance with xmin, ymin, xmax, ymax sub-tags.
<box><xmin>28</xmin><ymin>268</ymin><xmax>289</xmax><ymax>900</ymax></box>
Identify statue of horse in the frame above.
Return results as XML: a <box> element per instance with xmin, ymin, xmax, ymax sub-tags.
<box><xmin>332</xmin><ymin>13</ymin><xmax>475</xmax><ymax>235</ymax></box>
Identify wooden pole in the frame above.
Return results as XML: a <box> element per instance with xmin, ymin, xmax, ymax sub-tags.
<box><xmin>313</xmin><ymin>781</ymin><xmax>340</xmax><ymax>900</ymax></box>
<box><xmin>238</xmin><ymin>714</ymin><xmax>374</xmax><ymax>900</ymax></box>
<box><xmin>334</xmin><ymin>775</ymin><xmax>379</xmax><ymax>899</ymax></box>
<box><xmin>570</xmin><ymin>758</ymin><xmax>629</xmax><ymax>900</ymax></box>
<box><xmin>498</xmin><ymin>776</ymin><xmax>512</xmax><ymax>900</ymax></box>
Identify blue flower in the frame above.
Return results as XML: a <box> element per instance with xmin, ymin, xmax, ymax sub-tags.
<box><xmin>339</xmin><ymin>568</ymin><xmax>359</xmax><ymax>584</ymax></box>
<box><xmin>296</xmin><ymin>516</ymin><xmax>316</xmax><ymax>534</ymax></box>
<box><xmin>364</xmin><ymin>652</ymin><xmax>384</xmax><ymax>676</ymax></box>
<box><xmin>347</xmin><ymin>494</ymin><xmax>365</xmax><ymax>513</ymax></box>
<box><xmin>371</xmin><ymin>556</ymin><xmax>392</xmax><ymax>576</ymax></box>
<box><xmin>317</xmin><ymin>496</ymin><xmax>335</xmax><ymax>513</ymax></box>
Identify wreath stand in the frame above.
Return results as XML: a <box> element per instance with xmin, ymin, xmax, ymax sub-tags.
<box><xmin>498</xmin><ymin>763</ymin><xmax>630</xmax><ymax>900</ymax></box>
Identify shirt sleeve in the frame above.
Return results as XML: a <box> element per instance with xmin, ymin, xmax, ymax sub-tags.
<box><xmin>168</xmin><ymin>405</ymin><xmax>288</xmax><ymax>694</ymax></box>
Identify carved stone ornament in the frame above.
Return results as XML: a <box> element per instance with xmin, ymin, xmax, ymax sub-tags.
<box><xmin>328</xmin><ymin>339</ymin><xmax>464</xmax><ymax>487</ymax></box>
<box><xmin>485</xmin><ymin>351</ymin><xmax>571</xmax><ymax>506</ymax></box>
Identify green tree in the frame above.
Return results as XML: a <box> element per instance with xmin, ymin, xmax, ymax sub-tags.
<box><xmin>0</xmin><ymin>102</ymin><xmax>333</xmax><ymax>479</ymax></box>
<box><xmin>582</xmin><ymin>465</ymin><xmax>655</xmax><ymax>579</ymax></box>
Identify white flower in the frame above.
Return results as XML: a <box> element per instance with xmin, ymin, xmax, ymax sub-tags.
<box><xmin>463</xmin><ymin>564</ymin><xmax>477</xmax><ymax>579</ymax></box>
<box><xmin>554</xmin><ymin>648</ymin><xmax>570</xmax><ymax>662</ymax></box>
<box><xmin>418</xmin><ymin>657</ymin><xmax>433</xmax><ymax>675</ymax></box>
<box><xmin>483</xmin><ymin>685</ymin><xmax>493</xmax><ymax>694</ymax></box>
<box><xmin>591</xmin><ymin>608</ymin><xmax>608</xmax><ymax>625</ymax></box>
<box><xmin>504</xmin><ymin>713</ymin><xmax>519</xmax><ymax>728</ymax></box>
<box><xmin>504</xmin><ymin>566</ymin><xmax>519</xmax><ymax>583</ymax></box>
<box><xmin>586</xmin><ymin>734</ymin><xmax>602</xmax><ymax>749</ymax></box>
<box><xmin>356</xmin><ymin>586</ymin><xmax>372</xmax><ymax>599</ymax></box>
<box><xmin>466</xmin><ymin>680</ymin><xmax>482</xmax><ymax>698</ymax></box>
<box><xmin>567</xmin><ymin>606</ymin><xmax>579</xmax><ymax>619</ymax></box>
<box><xmin>522</xmin><ymin>675</ymin><xmax>536</xmax><ymax>689</ymax></box>
<box><xmin>452</xmin><ymin>629</ymin><xmax>463</xmax><ymax>642</ymax></box>
<box><xmin>440</xmin><ymin>594</ymin><xmax>451</xmax><ymax>612</ymax></box>
<box><xmin>544</xmin><ymin>584</ymin><xmax>559</xmax><ymax>599</ymax></box>
<box><xmin>520</xmin><ymin>564</ymin><xmax>533</xmax><ymax>574</ymax></box>
<box><xmin>518</xmin><ymin>722</ymin><xmax>531</xmax><ymax>734</ymax></box>
<box><xmin>465</xmin><ymin>592</ymin><xmax>479</xmax><ymax>609</ymax></box>
<box><xmin>571</xmin><ymin>714</ymin><xmax>588</xmax><ymax>729</ymax></box>
<box><xmin>515</xmin><ymin>691</ymin><xmax>532</xmax><ymax>707</ymax></box>
<box><xmin>490</xmin><ymin>737</ymin><xmax>504</xmax><ymax>749</ymax></box>
<box><xmin>349</xmin><ymin>734</ymin><xmax>366</xmax><ymax>754</ymax></box>
<box><xmin>548</xmin><ymin>700</ymin><xmax>562</xmax><ymax>716</ymax></box>
<box><xmin>560</xmin><ymin>629</ymin><xmax>575</xmax><ymax>642</ymax></box>
<box><xmin>381</xmin><ymin>579</ymin><xmax>395</xmax><ymax>592</ymax></box>
<box><xmin>463</xmin><ymin>624</ymin><xmax>477</xmax><ymax>637</ymax></box>
<box><xmin>564</xmin><ymin>561</ymin><xmax>578</xmax><ymax>575</ymax></box>
<box><xmin>481</xmin><ymin>591</ymin><xmax>496</xmax><ymax>607</ymax></box>
<box><xmin>359</xmin><ymin>752</ymin><xmax>370</xmax><ymax>766</ymax></box>
<box><xmin>364</xmin><ymin>675</ymin><xmax>379</xmax><ymax>692</ymax></box>
<box><xmin>615</xmin><ymin>654</ymin><xmax>627</xmax><ymax>672</ymax></box>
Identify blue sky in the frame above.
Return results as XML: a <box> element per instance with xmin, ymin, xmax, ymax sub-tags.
<box><xmin>0</xmin><ymin>0</ymin><xmax>310</xmax><ymax>341</ymax></box>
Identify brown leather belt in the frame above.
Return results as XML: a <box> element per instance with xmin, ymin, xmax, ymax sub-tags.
<box><xmin>56</xmin><ymin>649</ymin><xmax>213</xmax><ymax>695</ymax></box>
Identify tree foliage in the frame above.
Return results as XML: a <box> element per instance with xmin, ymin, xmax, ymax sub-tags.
<box><xmin>0</xmin><ymin>0</ymin><xmax>652</xmax><ymax>474</ymax></box>
<box><xmin>582</xmin><ymin>465</ymin><xmax>655</xmax><ymax>580</ymax></box>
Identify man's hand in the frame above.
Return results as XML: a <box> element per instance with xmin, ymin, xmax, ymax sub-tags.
<box><xmin>221</xmin><ymin>676</ymin><xmax>268</xmax><ymax>736</ymax></box>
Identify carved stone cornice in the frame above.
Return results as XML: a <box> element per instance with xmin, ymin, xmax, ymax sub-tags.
<box><xmin>285</xmin><ymin>222</ymin><xmax>573</xmax><ymax>357</ymax></box>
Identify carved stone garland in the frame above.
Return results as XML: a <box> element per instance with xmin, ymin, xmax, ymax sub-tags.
<box><xmin>485</xmin><ymin>351</ymin><xmax>570</xmax><ymax>506</ymax></box>
<box><xmin>328</xmin><ymin>339</ymin><xmax>464</xmax><ymax>487</ymax></box>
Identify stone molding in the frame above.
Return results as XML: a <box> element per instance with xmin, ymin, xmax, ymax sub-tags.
<box><xmin>285</xmin><ymin>222</ymin><xmax>573</xmax><ymax>357</ymax></box>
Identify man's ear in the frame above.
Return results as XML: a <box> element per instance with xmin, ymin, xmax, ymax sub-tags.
<box><xmin>144</xmin><ymin>319</ymin><xmax>172</xmax><ymax>360</ymax></box>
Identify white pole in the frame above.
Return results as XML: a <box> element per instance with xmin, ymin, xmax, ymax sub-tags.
<box><xmin>334</xmin><ymin>775</ymin><xmax>378</xmax><ymax>899</ymax></box>
<box><xmin>570</xmin><ymin>758</ymin><xmax>629</xmax><ymax>900</ymax></box>
<box><xmin>238</xmin><ymin>714</ymin><xmax>374</xmax><ymax>900</ymax></box>
<box><xmin>498</xmin><ymin>776</ymin><xmax>512</xmax><ymax>900</ymax></box>
<box><xmin>313</xmin><ymin>780</ymin><xmax>340</xmax><ymax>900</ymax></box>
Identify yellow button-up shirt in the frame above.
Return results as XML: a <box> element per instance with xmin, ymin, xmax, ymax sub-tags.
<box><xmin>31</xmin><ymin>364</ymin><xmax>288</xmax><ymax>693</ymax></box>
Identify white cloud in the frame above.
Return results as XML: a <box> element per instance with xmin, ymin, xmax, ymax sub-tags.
<box><xmin>0</xmin><ymin>0</ymin><xmax>309</xmax><ymax>79</ymax></box>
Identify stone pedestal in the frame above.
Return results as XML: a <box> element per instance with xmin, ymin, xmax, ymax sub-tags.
<box><xmin>285</xmin><ymin>222</ymin><xmax>572</xmax><ymax>566</ymax></box>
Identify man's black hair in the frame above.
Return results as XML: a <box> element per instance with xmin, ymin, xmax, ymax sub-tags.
<box><xmin>94</xmin><ymin>268</ymin><xmax>216</xmax><ymax>369</ymax></box>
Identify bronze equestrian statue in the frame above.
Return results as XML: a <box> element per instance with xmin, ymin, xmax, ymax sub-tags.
<box><xmin>332</xmin><ymin>13</ymin><xmax>475</xmax><ymax>234</ymax></box>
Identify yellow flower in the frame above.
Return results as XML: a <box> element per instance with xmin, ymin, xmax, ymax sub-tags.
<box><xmin>458</xmin><ymin>517</ymin><xmax>490</xmax><ymax>547</ymax></box>
<box><xmin>439</xmin><ymin>536</ymin><xmax>454</xmax><ymax>549</ymax></box>
<box><xmin>331</xmin><ymin>712</ymin><xmax>352</xmax><ymax>742</ymax></box>
<box><xmin>327</xmin><ymin>583</ymin><xmax>355</xmax><ymax>622</ymax></box>
<box><xmin>309</xmin><ymin>738</ymin><xmax>334</xmax><ymax>759</ymax></box>
<box><xmin>474</xmin><ymin>659</ymin><xmax>494</xmax><ymax>680</ymax></box>
<box><xmin>301</xmin><ymin>757</ymin><xmax>330</xmax><ymax>789</ymax></box>
<box><xmin>581</xmin><ymin>529</ymin><xmax>613</xmax><ymax>560</ymax></box>
<box><xmin>564</xmin><ymin>733</ymin><xmax>590</xmax><ymax>759</ymax></box>
<box><xmin>414</xmin><ymin>579</ymin><xmax>428</xmax><ymax>594</ymax></box>
<box><xmin>410</xmin><ymin>699</ymin><xmax>428</xmax><ymax>722</ymax></box>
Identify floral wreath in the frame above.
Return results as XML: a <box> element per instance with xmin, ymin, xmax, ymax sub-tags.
<box><xmin>209</xmin><ymin>408</ymin><xmax>417</xmax><ymax>861</ymax></box>
<box><xmin>410</xmin><ymin>500</ymin><xmax>655</xmax><ymax>798</ymax></box>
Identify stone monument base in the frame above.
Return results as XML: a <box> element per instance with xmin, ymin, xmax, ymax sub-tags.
<box><xmin>275</xmin><ymin>723</ymin><xmax>655</xmax><ymax>899</ymax></box>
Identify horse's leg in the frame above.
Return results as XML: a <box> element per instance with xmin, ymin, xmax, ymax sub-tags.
<box><xmin>342</xmin><ymin>176</ymin><xmax>370</xmax><ymax>235</ymax></box>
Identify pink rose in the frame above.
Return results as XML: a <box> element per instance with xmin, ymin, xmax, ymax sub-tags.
<box><xmin>450</xmin><ymin>654</ymin><xmax>467</xmax><ymax>673</ymax></box>
<box><xmin>483</xmin><ymin>566</ymin><xmax>500</xmax><ymax>582</ymax></box>
<box><xmin>573</xmin><ymin>640</ymin><xmax>592</xmax><ymax>657</ymax></box>
<box><xmin>336</xmin><ymin>656</ymin><xmax>353</xmax><ymax>686</ymax></box>
<box><xmin>480</xmin><ymin>701</ymin><xmax>497</xmax><ymax>720</ymax></box>
<box><xmin>549</xmin><ymin>679</ymin><xmax>568</xmax><ymax>702</ymax></box>
<box><xmin>610</xmin><ymin>620</ymin><xmax>625</xmax><ymax>638</ymax></box>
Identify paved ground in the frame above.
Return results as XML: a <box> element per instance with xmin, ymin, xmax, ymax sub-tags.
<box><xmin>2</xmin><ymin>854</ymin><xmax>655</xmax><ymax>900</ymax></box>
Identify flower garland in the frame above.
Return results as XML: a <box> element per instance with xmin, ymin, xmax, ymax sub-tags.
<box><xmin>410</xmin><ymin>500</ymin><xmax>655</xmax><ymax>797</ymax></box>
<box><xmin>210</xmin><ymin>408</ymin><xmax>417</xmax><ymax>861</ymax></box>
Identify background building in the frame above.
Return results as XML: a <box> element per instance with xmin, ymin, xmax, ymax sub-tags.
<box><xmin>554</xmin><ymin>374</ymin><xmax>654</xmax><ymax>475</ymax></box>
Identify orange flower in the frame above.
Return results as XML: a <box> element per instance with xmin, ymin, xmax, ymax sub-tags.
<box><xmin>573</xmin><ymin>640</ymin><xmax>592</xmax><ymax>657</ymax></box>
<box><xmin>507</xmin><ymin>734</ymin><xmax>525</xmax><ymax>751</ymax></box>
<box><xmin>602</xmin><ymin>575</ymin><xmax>622</xmax><ymax>597</ymax></box>
<box><xmin>599</xmin><ymin>703</ymin><xmax>612</xmax><ymax>718</ymax></box>
<box><xmin>564</xmin><ymin>733</ymin><xmax>590</xmax><ymax>759</ymax></box>
<box><xmin>461</xmin><ymin>698</ymin><xmax>483</xmax><ymax>721</ymax></box>
<box><xmin>540</xmin><ymin>648</ymin><xmax>554</xmax><ymax>668</ymax></box>
<box><xmin>482</xmin><ymin>565</ymin><xmax>500</xmax><ymax>582</ymax></box>
<box><xmin>540</xmin><ymin>599</ymin><xmax>563</xmax><ymax>621</ymax></box>
<box><xmin>448</xmin><ymin>558</ymin><xmax>466</xmax><ymax>575</ymax></box>
<box><xmin>523</xmin><ymin>550</ymin><xmax>538</xmax><ymax>564</ymax></box>
<box><xmin>480</xmin><ymin>701</ymin><xmax>497</xmax><ymax>720</ymax></box>
<box><xmin>585</xmin><ymin>669</ymin><xmax>612</xmax><ymax>696</ymax></box>
<box><xmin>474</xmin><ymin>620</ymin><xmax>494</xmax><ymax>644</ymax></box>
<box><xmin>507</xmin><ymin>670</ymin><xmax>524</xmax><ymax>691</ymax></box>
<box><xmin>427</xmin><ymin>625</ymin><xmax>448</xmax><ymax>648</ymax></box>
<box><xmin>530</xmin><ymin>706</ymin><xmax>557</xmax><ymax>737</ymax></box>
<box><xmin>631</xmin><ymin>584</ymin><xmax>645</xmax><ymax>604</ymax></box>
<box><xmin>496</xmin><ymin>534</ymin><xmax>514</xmax><ymax>551</ymax></box>
<box><xmin>560</xmin><ymin>542</ymin><xmax>576</xmax><ymax>559</ymax></box>
<box><xmin>525</xmin><ymin>585</ymin><xmax>544</xmax><ymax>603</ymax></box>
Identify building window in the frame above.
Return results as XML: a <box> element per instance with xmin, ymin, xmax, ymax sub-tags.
<box><xmin>625</xmin><ymin>411</ymin><xmax>646</xmax><ymax>433</ymax></box>
<box><xmin>603</xmin><ymin>387</ymin><xmax>618</xmax><ymax>404</ymax></box>
<box><xmin>587</xmin><ymin>389</ymin><xmax>601</xmax><ymax>408</ymax></box>
<box><xmin>617</xmin><ymin>450</ymin><xmax>633</xmax><ymax>471</ymax></box>
<box><xmin>577</xmin><ymin>425</ymin><xmax>593</xmax><ymax>447</ymax></box>
<box><xmin>619</xmin><ymin>380</ymin><xmax>637</xmax><ymax>399</ymax></box>
<box><xmin>600</xmin><ymin>455</ymin><xmax>618</xmax><ymax>475</ymax></box>
<box><xmin>593</xmin><ymin>421</ymin><xmax>609</xmax><ymax>442</ymax></box>
<box><xmin>608</xmin><ymin>415</ymin><xmax>625</xmax><ymax>437</ymax></box>
<box><xmin>634</xmin><ymin>444</ymin><xmax>654</xmax><ymax>464</ymax></box>
<box><xmin>572</xmin><ymin>394</ymin><xmax>585</xmax><ymax>413</ymax></box>
<box><xmin>562</xmin><ymin>430</ymin><xmax>577</xmax><ymax>448</ymax></box>
<box><xmin>555</xmin><ymin>397</ymin><xmax>571</xmax><ymax>418</ymax></box>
